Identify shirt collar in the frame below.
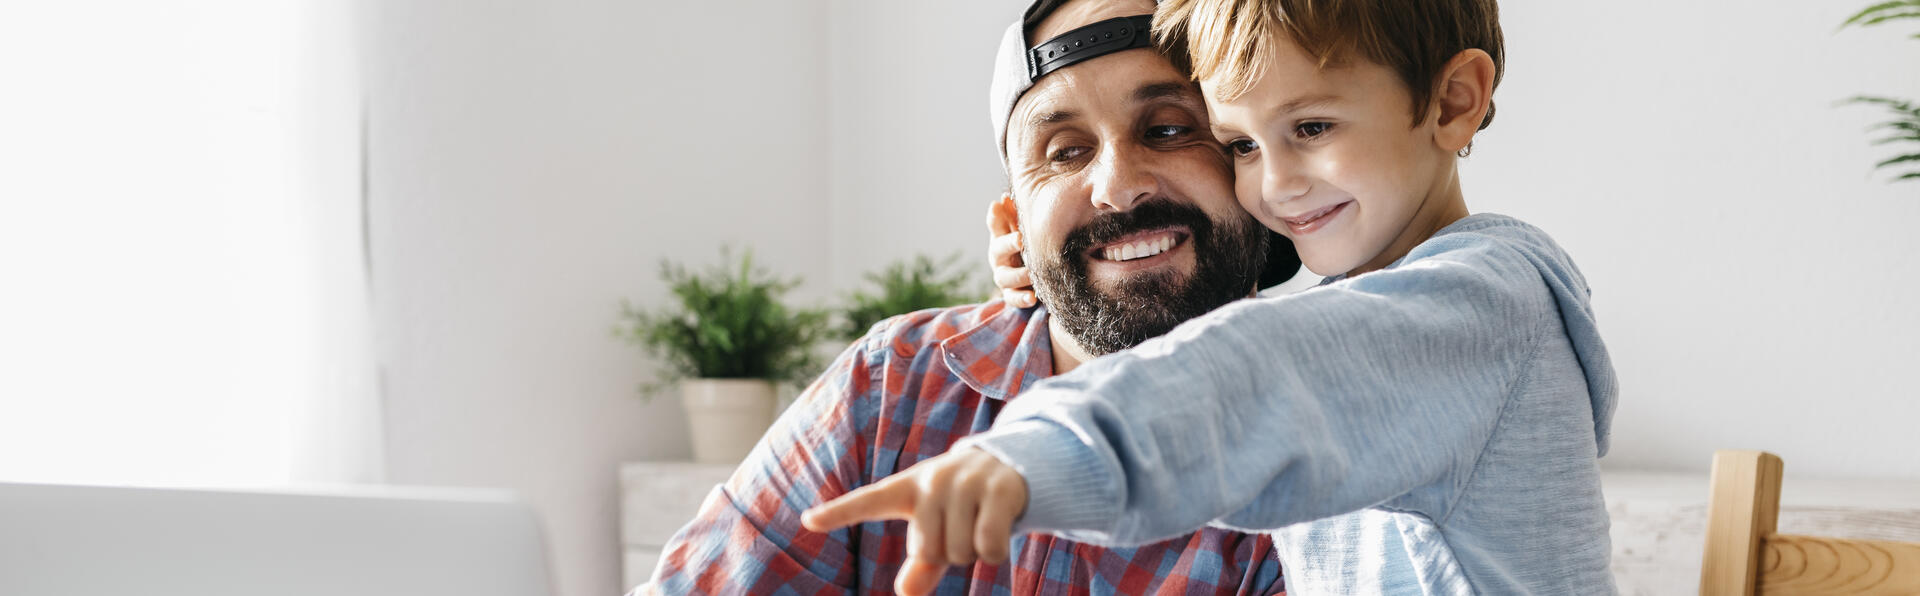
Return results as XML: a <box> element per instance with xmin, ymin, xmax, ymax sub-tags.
<box><xmin>938</xmin><ymin>302</ymin><xmax>1055</xmax><ymax>401</ymax></box>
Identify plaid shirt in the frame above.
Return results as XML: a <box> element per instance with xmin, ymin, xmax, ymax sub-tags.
<box><xmin>645</xmin><ymin>301</ymin><xmax>1284</xmax><ymax>595</ymax></box>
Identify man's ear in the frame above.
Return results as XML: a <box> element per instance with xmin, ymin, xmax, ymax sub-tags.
<box><xmin>1431</xmin><ymin>49</ymin><xmax>1497</xmax><ymax>155</ymax></box>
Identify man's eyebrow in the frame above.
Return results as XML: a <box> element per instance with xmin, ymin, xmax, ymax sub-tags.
<box><xmin>1134</xmin><ymin>81</ymin><xmax>1200</xmax><ymax>104</ymax></box>
<box><xmin>1027</xmin><ymin>109</ymin><xmax>1079</xmax><ymax>129</ymax></box>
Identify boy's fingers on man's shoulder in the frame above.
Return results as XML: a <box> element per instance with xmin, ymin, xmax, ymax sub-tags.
<box><xmin>800</xmin><ymin>477</ymin><xmax>917</xmax><ymax>532</ymax></box>
<box><xmin>987</xmin><ymin>192</ymin><xmax>1017</xmax><ymax>236</ymax></box>
<box><xmin>989</xmin><ymin>232</ymin><xmax>1023</xmax><ymax>267</ymax></box>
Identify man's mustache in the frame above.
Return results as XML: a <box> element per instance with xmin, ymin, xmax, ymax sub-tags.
<box><xmin>1059</xmin><ymin>199</ymin><xmax>1215</xmax><ymax>260</ymax></box>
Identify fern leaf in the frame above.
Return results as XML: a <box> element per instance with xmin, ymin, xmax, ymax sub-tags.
<box><xmin>1898</xmin><ymin>171</ymin><xmax>1920</xmax><ymax>181</ymax></box>
<box><xmin>1876</xmin><ymin>153</ymin><xmax>1920</xmax><ymax>169</ymax></box>
<box><xmin>1861</xmin><ymin>11</ymin><xmax>1920</xmax><ymax>27</ymax></box>
<box><xmin>1847</xmin><ymin>96</ymin><xmax>1916</xmax><ymax>111</ymax></box>
<box><xmin>1873</xmin><ymin>121</ymin><xmax>1920</xmax><ymax>134</ymax></box>
<box><xmin>1843</xmin><ymin>0</ymin><xmax>1920</xmax><ymax>29</ymax></box>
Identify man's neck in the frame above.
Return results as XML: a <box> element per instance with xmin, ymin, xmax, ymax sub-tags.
<box><xmin>1046</xmin><ymin>317</ymin><xmax>1094</xmax><ymax>375</ymax></box>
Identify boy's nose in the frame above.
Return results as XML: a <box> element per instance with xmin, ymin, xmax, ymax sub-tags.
<box><xmin>1088</xmin><ymin>144</ymin><xmax>1155</xmax><ymax>212</ymax></box>
<box><xmin>1260</xmin><ymin>153</ymin><xmax>1310</xmax><ymax>208</ymax></box>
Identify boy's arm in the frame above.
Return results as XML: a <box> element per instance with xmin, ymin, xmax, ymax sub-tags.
<box><xmin>963</xmin><ymin>239</ymin><xmax>1552</xmax><ymax>545</ymax></box>
<box><xmin>646</xmin><ymin>332</ymin><xmax>885</xmax><ymax>594</ymax></box>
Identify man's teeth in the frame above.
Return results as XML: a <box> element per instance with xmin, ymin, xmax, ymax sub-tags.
<box><xmin>1101</xmin><ymin>235</ymin><xmax>1176</xmax><ymax>262</ymax></box>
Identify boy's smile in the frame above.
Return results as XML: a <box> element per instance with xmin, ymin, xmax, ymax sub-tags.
<box><xmin>1276</xmin><ymin>200</ymin><xmax>1352</xmax><ymax>236</ymax></box>
<box><xmin>1202</xmin><ymin>35</ymin><xmax>1483</xmax><ymax>277</ymax></box>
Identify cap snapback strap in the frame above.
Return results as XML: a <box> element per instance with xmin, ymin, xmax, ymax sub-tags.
<box><xmin>1026</xmin><ymin>15</ymin><xmax>1155</xmax><ymax>81</ymax></box>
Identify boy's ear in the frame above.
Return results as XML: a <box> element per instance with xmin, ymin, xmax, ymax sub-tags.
<box><xmin>1431</xmin><ymin>49</ymin><xmax>1498</xmax><ymax>155</ymax></box>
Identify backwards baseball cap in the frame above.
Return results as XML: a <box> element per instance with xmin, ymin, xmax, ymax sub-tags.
<box><xmin>989</xmin><ymin>0</ymin><xmax>1159</xmax><ymax>165</ymax></box>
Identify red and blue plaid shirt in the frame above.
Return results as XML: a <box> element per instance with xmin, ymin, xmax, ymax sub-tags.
<box><xmin>645</xmin><ymin>301</ymin><xmax>1284</xmax><ymax>595</ymax></box>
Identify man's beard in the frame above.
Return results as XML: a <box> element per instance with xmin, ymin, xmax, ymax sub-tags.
<box><xmin>1028</xmin><ymin>199</ymin><xmax>1268</xmax><ymax>357</ymax></box>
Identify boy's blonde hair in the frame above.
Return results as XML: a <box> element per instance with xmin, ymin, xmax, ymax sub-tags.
<box><xmin>1154</xmin><ymin>0</ymin><xmax>1505</xmax><ymax>131</ymax></box>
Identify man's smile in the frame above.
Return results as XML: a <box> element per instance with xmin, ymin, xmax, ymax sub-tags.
<box><xmin>1090</xmin><ymin>227</ymin><xmax>1188</xmax><ymax>262</ymax></box>
<box><xmin>1084</xmin><ymin>227</ymin><xmax>1193</xmax><ymax>274</ymax></box>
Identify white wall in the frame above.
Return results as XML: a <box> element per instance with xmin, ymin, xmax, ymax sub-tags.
<box><xmin>363</xmin><ymin>1</ymin><xmax>831</xmax><ymax>595</ymax></box>
<box><xmin>827</xmin><ymin>0</ymin><xmax>1034</xmax><ymax>290</ymax></box>
<box><xmin>1464</xmin><ymin>1</ymin><xmax>1920</xmax><ymax>479</ymax></box>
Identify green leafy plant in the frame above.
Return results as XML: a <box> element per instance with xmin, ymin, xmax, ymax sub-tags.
<box><xmin>618</xmin><ymin>248</ymin><xmax>830</xmax><ymax>396</ymax></box>
<box><xmin>839</xmin><ymin>253</ymin><xmax>988</xmax><ymax>340</ymax></box>
<box><xmin>1843</xmin><ymin>0</ymin><xmax>1920</xmax><ymax>36</ymax></box>
<box><xmin>1841</xmin><ymin>1</ymin><xmax>1920</xmax><ymax>182</ymax></box>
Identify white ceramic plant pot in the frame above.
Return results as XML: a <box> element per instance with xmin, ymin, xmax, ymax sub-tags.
<box><xmin>680</xmin><ymin>379</ymin><xmax>778</xmax><ymax>465</ymax></box>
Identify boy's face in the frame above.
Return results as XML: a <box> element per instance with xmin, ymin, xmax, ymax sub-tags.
<box><xmin>1203</xmin><ymin>37</ymin><xmax>1454</xmax><ymax>277</ymax></box>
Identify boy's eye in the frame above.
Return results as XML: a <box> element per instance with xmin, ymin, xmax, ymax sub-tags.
<box><xmin>1294</xmin><ymin>122</ymin><xmax>1333</xmax><ymax>139</ymax></box>
<box><xmin>1227</xmin><ymin>139</ymin><xmax>1259</xmax><ymax>157</ymax></box>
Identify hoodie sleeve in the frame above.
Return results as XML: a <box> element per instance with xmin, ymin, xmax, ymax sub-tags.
<box><xmin>957</xmin><ymin>234</ymin><xmax>1554</xmax><ymax>545</ymax></box>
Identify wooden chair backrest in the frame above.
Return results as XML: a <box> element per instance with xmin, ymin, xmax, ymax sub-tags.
<box><xmin>1700</xmin><ymin>450</ymin><xmax>1920</xmax><ymax>595</ymax></box>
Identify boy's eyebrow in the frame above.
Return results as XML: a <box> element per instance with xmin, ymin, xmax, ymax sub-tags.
<box><xmin>1273</xmin><ymin>93</ymin><xmax>1341</xmax><ymax>116</ymax></box>
<box><xmin>1209</xmin><ymin>93</ymin><xmax>1344</xmax><ymax>138</ymax></box>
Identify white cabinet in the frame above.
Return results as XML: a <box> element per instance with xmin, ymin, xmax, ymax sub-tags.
<box><xmin>619</xmin><ymin>462</ymin><xmax>736</xmax><ymax>593</ymax></box>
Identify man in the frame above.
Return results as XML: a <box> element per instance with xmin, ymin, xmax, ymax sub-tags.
<box><xmin>643</xmin><ymin>0</ymin><xmax>1295</xmax><ymax>593</ymax></box>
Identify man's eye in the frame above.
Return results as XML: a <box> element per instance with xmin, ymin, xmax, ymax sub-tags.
<box><xmin>1050</xmin><ymin>146</ymin><xmax>1089</xmax><ymax>163</ymax></box>
<box><xmin>1227</xmin><ymin>139</ymin><xmax>1259</xmax><ymax>157</ymax></box>
<box><xmin>1145</xmin><ymin>125</ymin><xmax>1190</xmax><ymax>141</ymax></box>
<box><xmin>1295</xmin><ymin>122</ymin><xmax>1333</xmax><ymax>139</ymax></box>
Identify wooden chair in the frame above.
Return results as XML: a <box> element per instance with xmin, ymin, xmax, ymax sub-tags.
<box><xmin>1700</xmin><ymin>450</ymin><xmax>1920</xmax><ymax>595</ymax></box>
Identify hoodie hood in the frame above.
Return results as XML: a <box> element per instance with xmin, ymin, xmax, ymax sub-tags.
<box><xmin>1435</xmin><ymin>214</ymin><xmax>1619</xmax><ymax>455</ymax></box>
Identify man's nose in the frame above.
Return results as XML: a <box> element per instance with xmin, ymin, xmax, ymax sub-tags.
<box><xmin>1088</xmin><ymin>144</ymin><xmax>1155</xmax><ymax>212</ymax></box>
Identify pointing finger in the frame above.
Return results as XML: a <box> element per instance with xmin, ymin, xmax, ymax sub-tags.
<box><xmin>801</xmin><ymin>476</ymin><xmax>916</xmax><ymax>532</ymax></box>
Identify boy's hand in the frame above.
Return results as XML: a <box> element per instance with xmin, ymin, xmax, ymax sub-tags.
<box><xmin>986</xmin><ymin>194</ymin><xmax>1036</xmax><ymax>309</ymax></box>
<box><xmin>800</xmin><ymin>447</ymin><xmax>1028</xmax><ymax>596</ymax></box>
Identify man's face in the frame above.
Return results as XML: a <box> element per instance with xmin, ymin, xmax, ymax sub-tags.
<box><xmin>1006</xmin><ymin>6</ymin><xmax>1267</xmax><ymax>356</ymax></box>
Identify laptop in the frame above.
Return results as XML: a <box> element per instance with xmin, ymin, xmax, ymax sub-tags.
<box><xmin>0</xmin><ymin>481</ymin><xmax>555</xmax><ymax>596</ymax></box>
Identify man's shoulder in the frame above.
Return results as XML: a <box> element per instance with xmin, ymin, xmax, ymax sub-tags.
<box><xmin>854</xmin><ymin>300</ymin><xmax>1034</xmax><ymax>360</ymax></box>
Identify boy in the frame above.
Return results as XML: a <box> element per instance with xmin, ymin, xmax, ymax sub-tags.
<box><xmin>805</xmin><ymin>0</ymin><xmax>1618</xmax><ymax>594</ymax></box>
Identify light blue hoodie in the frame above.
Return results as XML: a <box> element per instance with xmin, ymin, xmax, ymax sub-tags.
<box><xmin>960</xmin><ymin>214</ymin><xmax>1619</xmax><ymax>595</ymax></box>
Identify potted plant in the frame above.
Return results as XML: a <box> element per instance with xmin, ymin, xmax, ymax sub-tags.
<box><xmin>839</xmin><ymin>253</ymin><xmax>987</xmax><ymax>340</ymax></box>
<box><xmin>618</xmin><ymin>249</ymin><xmax>829</xmax><ymax>464</ymax></box>
<box><xmin>1840</xmin><ymin>1</ymin><xmax>1920</xmax><ymax>183</ymax></box>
